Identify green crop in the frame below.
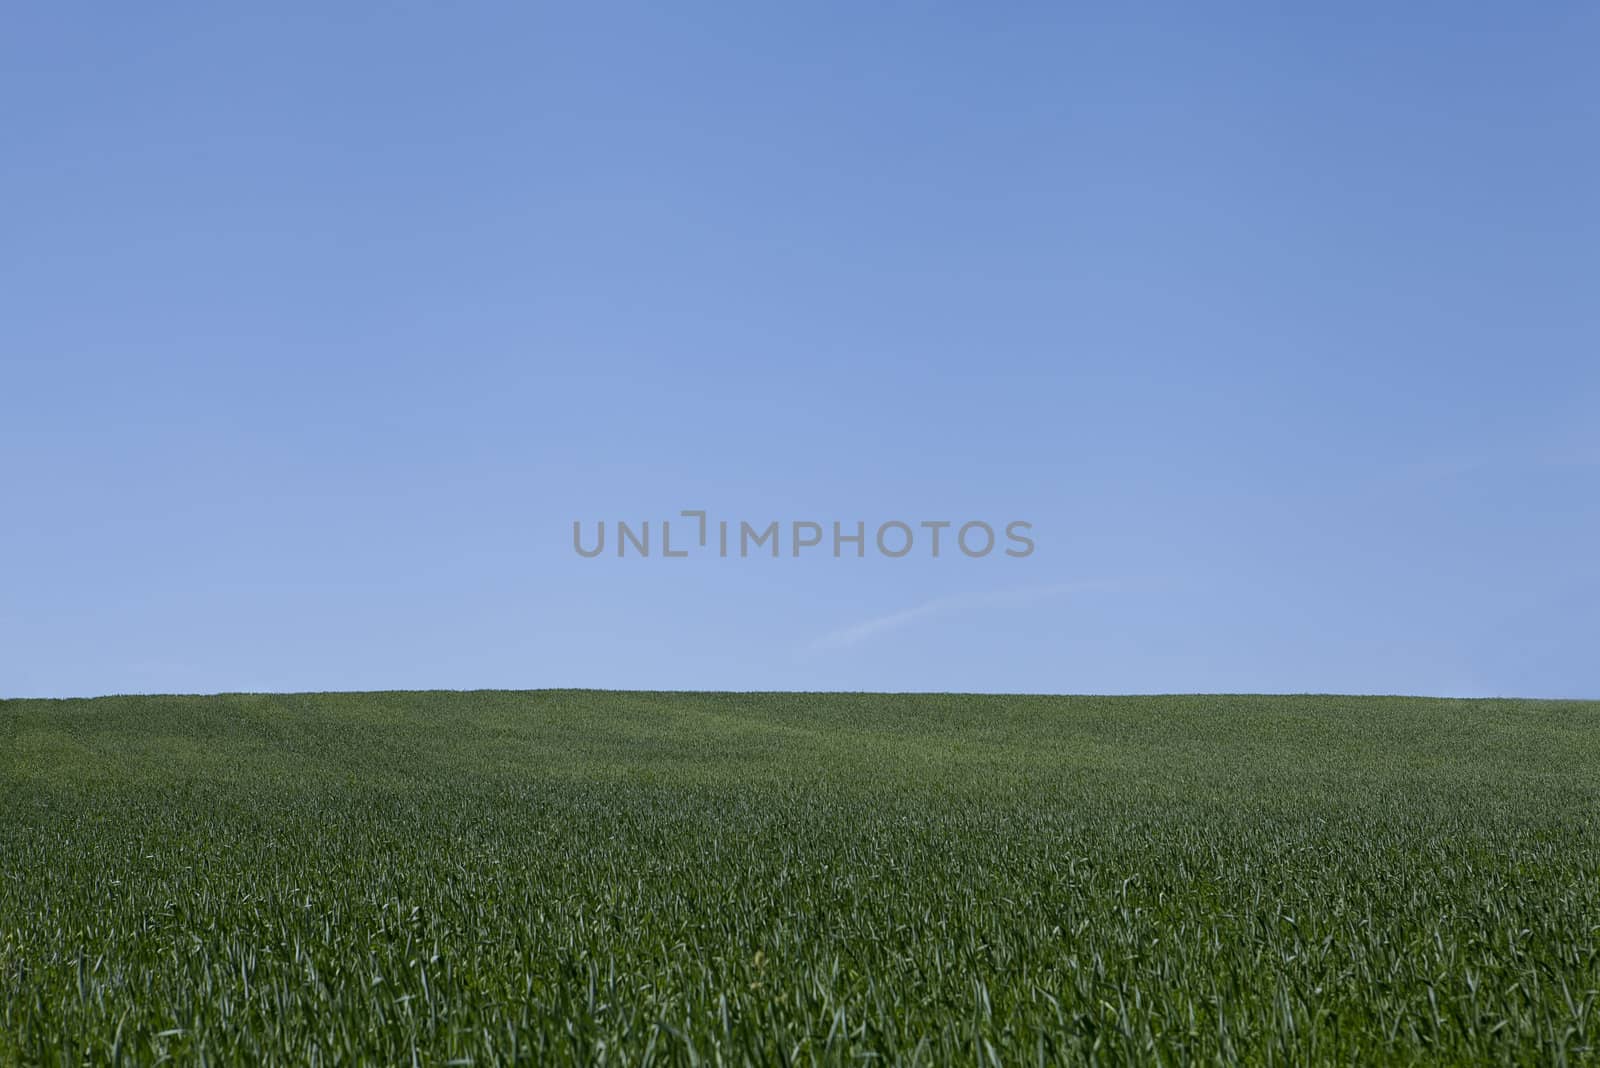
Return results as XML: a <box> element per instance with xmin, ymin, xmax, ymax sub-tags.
<box><xmin>2</xmin><ymin>691</ymin><xmax>1597</xmax><ymax>1065</ymax></box>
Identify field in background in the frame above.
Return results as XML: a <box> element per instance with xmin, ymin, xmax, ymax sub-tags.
<box><xmin>2</xmin><ymin>691</ymin><xmax>1598</xmax><ymax>1064</ymax></box>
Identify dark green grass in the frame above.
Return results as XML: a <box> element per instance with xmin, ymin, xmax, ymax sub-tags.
<box><xmin>2</xmin><ymin>691</ymin><xmax>1598</xmax><ymax>1065</ymax></box>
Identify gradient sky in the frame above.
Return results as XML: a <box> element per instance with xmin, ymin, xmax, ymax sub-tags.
<box><xmin>5</xmin><ymin>4</ymin><xmax>1597</xmax><ymax>699</ymax></box>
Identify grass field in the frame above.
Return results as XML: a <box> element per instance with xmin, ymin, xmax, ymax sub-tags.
<box><xmin>2</xmin><ymin>691</ymin><xmax>1598</xmax><ymax>1065</ymax></box>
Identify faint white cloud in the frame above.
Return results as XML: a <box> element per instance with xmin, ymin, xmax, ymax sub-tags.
<box><xmin>803</xmin><ymin>580</ymin><xmax>1131</xmax><ymax>656</ymax></box>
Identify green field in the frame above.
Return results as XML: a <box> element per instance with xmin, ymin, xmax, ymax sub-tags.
<box><xmin>2</xmin><ymin>692</ymin><xmax>1597</xmax><ymax>1065</ymax></box>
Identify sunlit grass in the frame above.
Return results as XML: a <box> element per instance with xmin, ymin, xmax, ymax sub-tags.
<box><xmin>2</xmin><ymin>691</ymin><xmax>1597</xmax><ymax>1064</ymax></box>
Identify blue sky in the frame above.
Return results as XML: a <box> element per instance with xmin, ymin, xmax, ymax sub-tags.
<box><xmin>4</xmin><ymin>4</ymin><xmax>1596</xmax><ymax>698</ymax></box>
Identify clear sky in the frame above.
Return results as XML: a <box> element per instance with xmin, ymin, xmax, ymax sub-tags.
<box><xmin>4</xmin><ymin>5</ymin><xmax>1596</xmax><ymax>699</ymax></box>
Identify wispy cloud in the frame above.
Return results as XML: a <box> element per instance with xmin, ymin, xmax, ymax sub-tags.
<box><xmin>803</xmin><ymin>580</ymin><xmax>1128</xmax><ymax>655</ymax></box>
